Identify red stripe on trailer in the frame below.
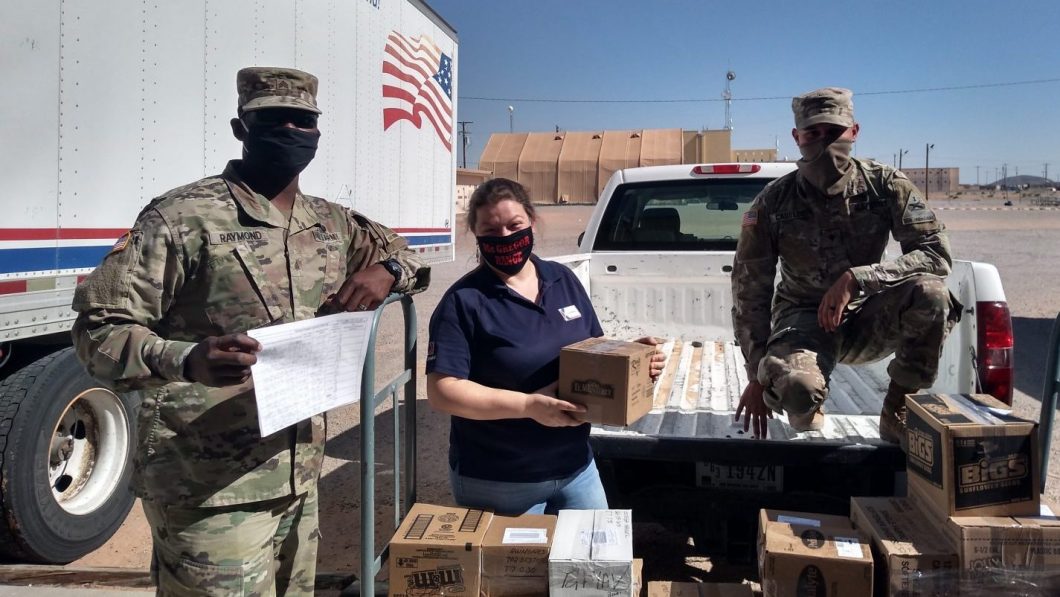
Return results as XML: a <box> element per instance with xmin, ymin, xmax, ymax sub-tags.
<box><xmin>0</xmin><ymin>280</ymin><xmax>28</xmax><ymax>295</ymax></box>
<box><xmin>0</xmin><ymin>228</ymin><xmax>129</xmax><ymax>241</ymax></box>
<box><xmin>392</xmin><ymin>227</ymin><xmax>451</xmax><ymax>233</ymax></box>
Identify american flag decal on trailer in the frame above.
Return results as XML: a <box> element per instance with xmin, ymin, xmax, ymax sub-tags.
<box><xmin>382</xmin><ymin>31</ymin><xmax>453</xmax><ymax>152</ymax></box>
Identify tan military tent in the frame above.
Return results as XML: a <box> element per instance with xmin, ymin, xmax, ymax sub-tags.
<box><xmin>517</xmin><ymin>132</ymin><xmax>565</xmax><ymax>204</ymax></box>
<box><xmin>478</xmin><ymin>133</ymin><xmax>528</xmax><ymax>182</ymax></box>
<box><xmin>597</xmin><ymin>131</ymin><xmax>643</xmax><ymax>192</ymax></box>
<box><xmin>557</xmin><ymin>131</ymin><xmax>603</xmax><ymax>203</ymax></box>
<box><xmin>638</xmin><ymin>128</ymin><xmax>683</xmax><ymax>167</ymax></box>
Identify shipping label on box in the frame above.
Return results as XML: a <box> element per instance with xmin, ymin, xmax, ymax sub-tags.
<box><xmin>850</xmin><ymin>497</ymin><xmax>958</xmax><ymax>596</ymax></box>
<box><xmin>758</xmin><ymin>509</ymin><xmax>873</xmax><ymax>597</ymax></box>
<box><xmin>549</xmin><ymin>509</ymin><xmax>635</xmax><ymax>597</ymax></box>
<box><xmin>387</xmin><ymin>503</ymin><xmax>493</xmax><ymax>597</ymax></box>
<box><xmin>481</xmin><ymin>513</ymin><xmax>556</xmax><ymax>597</ymax></box>
<box><xmin>906</xmin><ymin>393</ymin><xmax>1040</xmax><ymax>519</ymax></box>
<box><xmin>558</xmin><ymin>338</ymin><xmax>655</xmax><ymax>426</ymax></box>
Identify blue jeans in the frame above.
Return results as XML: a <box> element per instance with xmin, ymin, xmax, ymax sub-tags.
<box><xmin>449</xmin><ymin>459</ymin><xmax>609</xmax><ymax>515</ymax></box>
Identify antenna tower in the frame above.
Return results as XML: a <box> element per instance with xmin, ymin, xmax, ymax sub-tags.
<box><xmin>723</xmin><ymin>70</ymin><xmax>736</xmax><ymax>131</ymax></box>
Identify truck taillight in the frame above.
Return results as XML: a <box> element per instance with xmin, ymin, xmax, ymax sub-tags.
<box><xmin>691</xmin><ymin>164</ymin><xmax>761</xmax><ymax>175</ymax></box>
<box><xmin>977</xmin><ymin>301</ymin><xmax>1013</xmax><ymax>404</ymax></box>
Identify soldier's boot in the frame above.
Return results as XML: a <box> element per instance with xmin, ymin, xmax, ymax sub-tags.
<box><xmin>879</xmin><ymin>381</ymin><xmax>915</xmax><ymax>450</ymax></box>
<box><xmin>787</xmin><ymin>404</ymin><xmax>825</xmax><ymax>432</ymax></box>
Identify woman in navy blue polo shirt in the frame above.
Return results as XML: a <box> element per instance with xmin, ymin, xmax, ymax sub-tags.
<box><xmin>426</xmin><ymin>178</ymin><xmax>664</xmax><ymax>515</ymax></box>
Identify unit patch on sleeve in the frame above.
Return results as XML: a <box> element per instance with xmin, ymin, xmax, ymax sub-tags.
<box><xmin>902</xmin><ymin>194</ymin><xmax>937</xmax><ymax>225</ymax></box>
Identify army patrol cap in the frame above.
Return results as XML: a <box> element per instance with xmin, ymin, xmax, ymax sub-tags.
<box><xmin>237</xmin><ymin>67</ymin><xmax>322</xmax><ymax>114</ymax></box>
<box><xmin>792</xmin><ymin>87</ymin><xmax>854</xmax><ymax>130</ymax></box>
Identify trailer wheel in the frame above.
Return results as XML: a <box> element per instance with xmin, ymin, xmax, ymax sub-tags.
<box><xmin>0</xmin><ymin>347</ymin><xmax>138</xmax><ymax>563</ymax></box>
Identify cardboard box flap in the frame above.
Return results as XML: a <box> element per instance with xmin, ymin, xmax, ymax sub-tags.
<box><xmin>590</xmin><ymin>509</ymin><xmax>634</xmax><ymax>561</ymax></box>
<box><xmin>908</xmin><ymin>393</ymin><xmax>1034</xmax><ymax>428</ymax></box>
<box><xmin>550</xmin><ymin>509</ymin><xmax>596</xmax><ymax>561</ymax></box>
<box><xmin>390</xmin><ymin>503</ymin><xmax>491</xmax><ymax>547</ymax></box>
<box><xmin>564</xmin><ymin>337</ymin><xmax>654</xmax><ymax>358</ymax></box>
<box><xmin>850</xmin><ymin>497</ymin><xmax>955</xmax><ymax>557</ymax></box>
<box><xmin>759</xmin><ymin>509</ymin><xmax>871</xmax><ymax>562</ymax></box>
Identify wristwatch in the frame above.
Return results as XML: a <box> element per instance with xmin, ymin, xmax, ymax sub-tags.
<box><xmin>379</xmin><ymin>258</ymin><xmax>403</xmax><ymax>287</ymax></box>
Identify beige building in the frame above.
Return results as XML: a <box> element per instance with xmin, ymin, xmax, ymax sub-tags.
<box><xmin>479</xmin><ymin>128</ymin><xmax>777</xmax><ymax>204</ymax></box>
<box><xmin>901</xmin><ymin>167</ymin><xmax>960</xmax><ymax>197</ymax></box>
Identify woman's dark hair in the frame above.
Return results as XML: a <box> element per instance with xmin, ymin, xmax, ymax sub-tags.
<box><xmin>466</xmin><ymin>178</ymin><xmax>537</xmax><ymax>233</ymax></box>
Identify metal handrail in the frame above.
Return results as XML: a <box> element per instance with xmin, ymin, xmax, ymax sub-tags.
<box><xmin>348</xmin><ymin>293</ymin><xmax>417</xmax><ymax>597</ymax></box>
<box><xmin>1040</xmin><ymin>311</ymin><xmax>1060</xmax><ymax>489</ymax></box>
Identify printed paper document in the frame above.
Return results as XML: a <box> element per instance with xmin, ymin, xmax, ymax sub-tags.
<box><xmin>248</xmin><ymin>311</ymin><xmax>373</xmax><ymax>436</ymax></box>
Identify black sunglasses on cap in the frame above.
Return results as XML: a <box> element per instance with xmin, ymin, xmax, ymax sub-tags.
<box><xmin>242</xmin><ymin>108</ymin><xmax>319</xmax><ymax>130</ymax></box>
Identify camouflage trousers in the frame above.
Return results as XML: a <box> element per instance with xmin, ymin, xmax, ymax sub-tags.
<box><xmin>142</xmin><ymin>487</ymin><xmax>319</xmax><ymax>597</ymax></box>
<box><xmin>758</xmin><ymin>275</ymin><xmax>959</xmax><ymax>416</ymax></box>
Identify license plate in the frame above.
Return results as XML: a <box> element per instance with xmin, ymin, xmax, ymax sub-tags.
<box><xmin>696</xmin><ymin>462</ymin><xmax>784</xmax><ymax>492</ymax></box>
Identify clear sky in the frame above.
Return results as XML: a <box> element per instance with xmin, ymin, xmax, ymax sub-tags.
<box><xmin>430</xmin><ymin>0</ymin><xmax>1059</xmax><ymax>185</ymax></box>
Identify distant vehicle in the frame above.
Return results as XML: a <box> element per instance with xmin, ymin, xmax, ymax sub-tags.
<box><xmin>1005</xmin><ymin>200</ymin><xmax>1014</xmax><ymax>206</ymax></box>
<box><xmin>0</xmin><ymin>0</ymin><xmax>457</xmax><ymax>564</ymax></box>
<box><xmin>554</xmin><ymin>162</ymin><xmax>1014</xmax><ymax>561</ymax></box>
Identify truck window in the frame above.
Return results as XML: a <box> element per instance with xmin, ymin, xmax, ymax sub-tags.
<box><xmin>594</xmin><ymin>178</ymin><xmax>773</xmax><ymax>251</ymax></box>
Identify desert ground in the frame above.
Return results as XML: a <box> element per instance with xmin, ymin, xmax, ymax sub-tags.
<box><xmin>72</xmin><ymin>192</ymin><xmax>1060</xmax><ymax>588</ymax></box>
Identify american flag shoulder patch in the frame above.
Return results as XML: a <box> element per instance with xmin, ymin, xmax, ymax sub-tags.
<box><xmin>742</xmin><ymin>210</ymin><xmax>759</xmax><ymax>227</ymax></box>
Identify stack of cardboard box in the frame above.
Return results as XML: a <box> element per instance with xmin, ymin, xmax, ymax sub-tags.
<box><xmin>847</xmin><ymin>392</ymin><xmax>1060</xmax><ymax>595</ymax></box>
<box><xmin>899</xmin><ymin>392</ymin><xmax>1060</xmax><ymax>591</ymax></box>
<box><xmin>388</xmin><ymin>505</ymin><xmax>640</xmax><ymax>597</ymax></box>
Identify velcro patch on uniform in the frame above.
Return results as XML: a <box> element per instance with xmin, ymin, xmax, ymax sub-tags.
<box><xmin>902</xmin><ymin>194</ymin><xmax>937</xmax><ymax>225</ymax></box>
<box><xmin>742</xmin><ymin>209</ymin><xmax>759</xmax><ymax>227</ymax></box>
<box><xmin>313</xmin><ymin>230</ymin><xmax>341</xmax><ymax>243</ymax></box>
<box><xmin>108</xmin><ymin>232</ymin><xmax>131</xmax><ymax>255</ymax></box>
<box><xmin>209</xmin><ymin>230</ymin><xmax>266</xmax><ymax>244</ymax></box>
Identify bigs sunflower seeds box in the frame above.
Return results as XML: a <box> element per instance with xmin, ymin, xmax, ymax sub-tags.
<box><xmin>388</xmin><ymin>503</ymin><xmax>492</xmax><ymax>597</ymax></box>
<box><xmin>548</xmin><ymin>509</ymin><xmax>635</xmax><ymax>597</ymax></box>
<box><xmin>558</xmin><ymin>338</ymin><xmax>655</xmax><ymax>426</ymax></box>
<box><xmin>905</xmin><ymin>393</ymin><xmax>1040</xmax><ymax>519</ymax></box>
<box><xmin>480</xmin><ymin>513</ymin><xmax>557</xmax><ymax>596</ymax></box>
<box><xmin>849</xmin><ymin>497</ymin><xmax>958</xmax><ymax>596</ymax></box>
<box><xmin>758</xmin><ymin>509</ymin><xmax>873</xmax><ymax>597</ymax></box>
<box><xmin>647</xmin><ymin>581</ymin><xmax>754</xmax><ymax>597</ymax></box>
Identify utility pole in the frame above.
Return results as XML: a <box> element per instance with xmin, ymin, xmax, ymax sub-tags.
<box><xmin>925</xmin><ymin>143</ymin><xmax>934</xmax><ymax>201</ymax></box>
<box><xmin>507</xmin><ymin>105</ymin><xmax>514</xmax><ymax>133</ymax></box>
<box><xmin>898</xmin><ymin>148</ymin><xmax>909</xmax><ymax>170</ymax></box>
<box><xmin>1045</xmin><ymin>163</ymin><xmax>1050</xmax><ymax>182</ymax></box>
<box><xmin>457</xmin><ymin>121</ymin><xmax>472</xmax><ymax>169</ymax></box>
<box><xmin>976</xmin><ymin>165</ymin><xmax>980</xmax><ymax>187</ymax></box>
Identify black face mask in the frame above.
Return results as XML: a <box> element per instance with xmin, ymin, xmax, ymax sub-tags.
<box><xmin>242</xmin><ymin>126</ymin><xmax>320</xmax><ymax>181</ymax></box>
<box><xmin>476</xmin><ymin>227</ymin><xmax>534</xmax><ymax>276</ymax></box>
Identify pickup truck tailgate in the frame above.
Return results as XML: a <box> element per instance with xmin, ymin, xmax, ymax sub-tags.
<box><xmin>592</xmin><ymin>339</ymin><xmax>891</xmax><ymax>444</ymax></box>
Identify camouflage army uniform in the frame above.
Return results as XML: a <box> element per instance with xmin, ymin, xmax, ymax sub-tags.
<box><xmin>732</xmin><ymin>158</ymin><xmax>958</xmax><ymax>417</ymax></box>
<box><xmin>72</xmin><ymin>162</ymin><xmax>428</xmax><ymax>595</ymax></box>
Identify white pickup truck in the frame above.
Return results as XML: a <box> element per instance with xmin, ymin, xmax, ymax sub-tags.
<box><xmin>553</xmin><ymin>162</ymin><xmax>1015</xmax><ymax>559</ymax></box>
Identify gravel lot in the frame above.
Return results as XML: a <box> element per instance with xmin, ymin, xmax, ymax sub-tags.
<box><xmin>73</xmin><ymin>199</ymin><xmax>1060</xmax><ymax>587</ymax></box>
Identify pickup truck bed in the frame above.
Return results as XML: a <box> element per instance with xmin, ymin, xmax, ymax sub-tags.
<box><xmin>600</xmin><ymin>338</ymin><xmax>892</xmax><ymax>444</ymax></box>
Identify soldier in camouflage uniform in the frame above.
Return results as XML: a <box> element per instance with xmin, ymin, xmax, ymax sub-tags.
<box><xmin>71</xmin><ymin>67</ymin><xmax>429</xmax><ymax>596</ymax></box>
<box><xmin>732</xmin><ymin>87</ymin><xmax>958</xmax><ymax>445</ymax></box>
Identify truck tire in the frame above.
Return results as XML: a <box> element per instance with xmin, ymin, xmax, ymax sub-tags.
<box><xmin>0</xmin><ymin>347</ymin><xmax>138</xmax><ymax>563</ymax></box>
